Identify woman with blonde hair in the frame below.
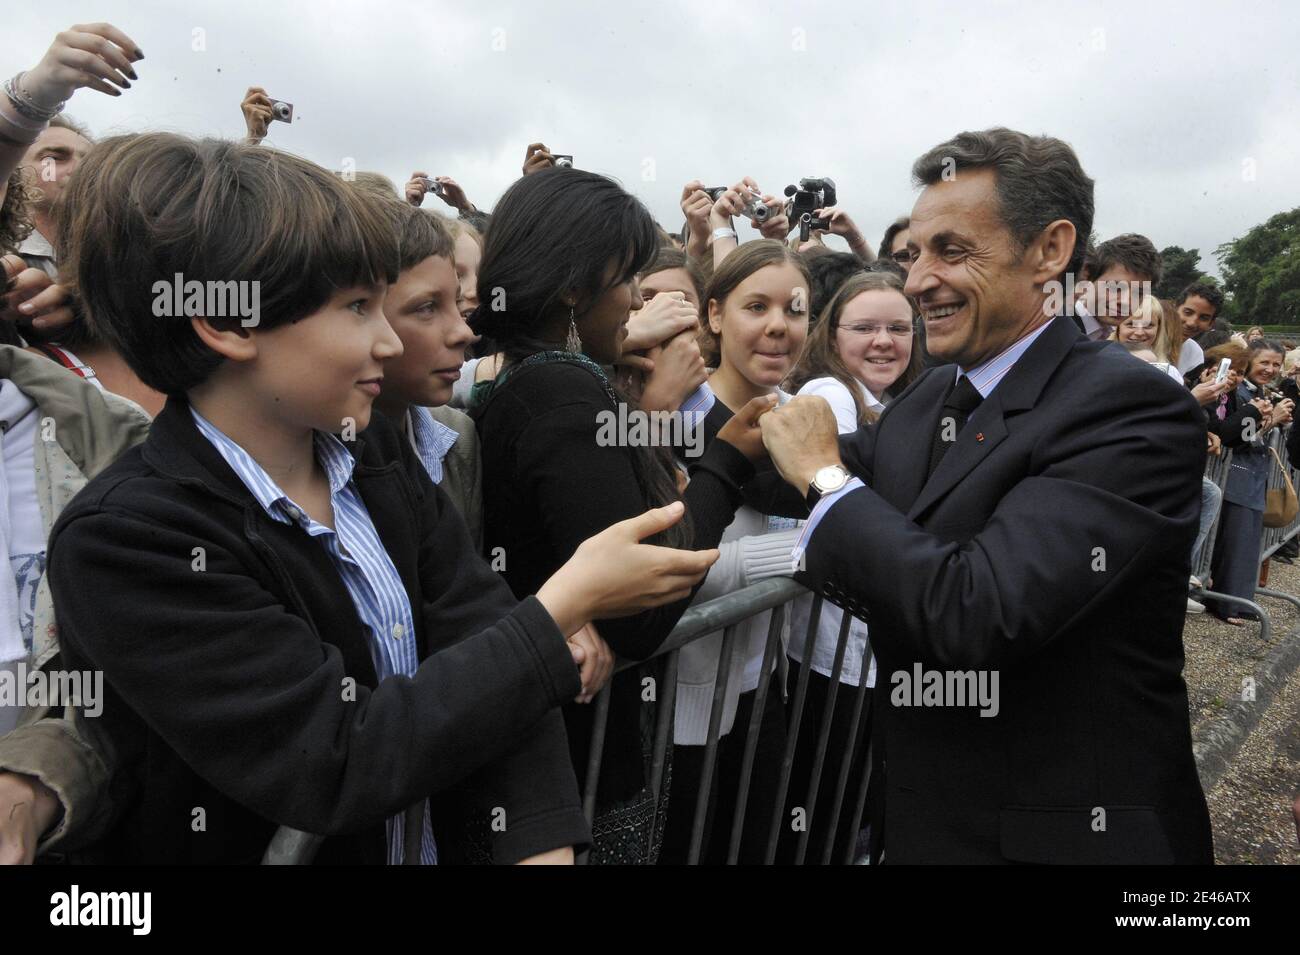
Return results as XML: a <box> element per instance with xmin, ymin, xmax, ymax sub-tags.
<box><xmin>1112</xmin><ymin>296</ymin><xmax>1183</xmax><ymax>380</ymax></box>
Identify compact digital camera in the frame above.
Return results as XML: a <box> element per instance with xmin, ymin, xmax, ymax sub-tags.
<box><xmin>269</xmin><ymin>98</ymin><xmax>294</xmax><ymax>123</ymax></box>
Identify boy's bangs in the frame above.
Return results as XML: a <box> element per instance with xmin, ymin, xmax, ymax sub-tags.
<box><xmin>296</xmin><ymin>181</ymin><xmax>400</xmax><ymax>300</ymax></box>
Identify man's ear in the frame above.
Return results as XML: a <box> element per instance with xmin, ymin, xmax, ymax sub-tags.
<box><xmin>190</xmin><ymin>315</ymin><xmax>258</xmax><ymax>362</ymax></box>
<box><xmin>1029</xmin><ymin>218</ymin><xmax>1077</xmax><ymax>285</ymax></box>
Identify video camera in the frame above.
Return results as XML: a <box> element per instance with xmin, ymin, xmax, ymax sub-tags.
<box><xmin>784</xmin><ymin>177</ymin><xmax>837</xmax><ymax>241</ymax></box>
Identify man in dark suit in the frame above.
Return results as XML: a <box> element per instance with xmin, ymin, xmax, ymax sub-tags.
<box><xmin>759</xmin><ymin>128</ymin><xmax>1213</xmax><ymax>864</ymax></box>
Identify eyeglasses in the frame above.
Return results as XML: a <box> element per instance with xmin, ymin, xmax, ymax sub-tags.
<box><xmin>889</xmin><ymin>250</ymin><xmax>915</xmax><ymax>264</ymax></box>
<box><xmin>840</xmin><ymin>322</ymin><xmax>914</xmax><ymax>338</ymax></box>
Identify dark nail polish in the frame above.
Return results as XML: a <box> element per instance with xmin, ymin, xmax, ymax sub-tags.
<box><xmin>127</xmin><ymin>68</ymin><xmax>138</xmax><ymax>80</ymax></box>
<box><xmin>135</xmin><ymin>49</ymin><xmax>145</xmax><ymax>58</ymax></box>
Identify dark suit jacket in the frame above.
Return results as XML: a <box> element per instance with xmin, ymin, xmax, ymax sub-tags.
<box><xmin>798</xmin><ymin>317</ymin><xmax>1214</xmax><ymax>864</ymax></box>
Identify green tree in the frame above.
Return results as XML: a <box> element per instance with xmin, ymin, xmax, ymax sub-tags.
<box><xmin>1155</xmin><ymin>246</ymin><xmax>1204</xmax><ymax>300</ymax></box>
<box><xmin>1216</xmin><ymin>207</ymin><xmax>1300</xmax><ymax>327</ymax></box>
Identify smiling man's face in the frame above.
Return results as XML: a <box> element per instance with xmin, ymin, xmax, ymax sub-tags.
<box><xmin>904</xmin><ymin>168</ymin><xmax>1053</xmax><ymax>368</ymax></box>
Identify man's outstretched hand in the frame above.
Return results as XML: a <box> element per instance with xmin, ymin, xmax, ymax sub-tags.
<box><xmin>758</xmin><ymin>395</ymin><xmax>844</xmax><ymax>496</ymax></box>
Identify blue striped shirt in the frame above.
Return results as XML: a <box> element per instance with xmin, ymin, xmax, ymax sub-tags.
<box><xmin>406</xmin><ymin>405</ymin><xmax>459</xmax><ymax>486</ymax></box>
<box><xmin>191</xmin><ymin>407</ymin><xmax>437</xmax><ymax>865</ymax></box>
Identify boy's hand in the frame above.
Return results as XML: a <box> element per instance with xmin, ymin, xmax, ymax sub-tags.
<box><xmin>0</xmin><ymin>771</ymin><xmax>59</xmax><ymax>865</ymax></box>
<box><xmin>538</xmin><ymin>502</ymin><xmax>719</xmax><ymax>636</ymax></box>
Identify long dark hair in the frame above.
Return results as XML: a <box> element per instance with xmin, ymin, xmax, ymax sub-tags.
<box><xmin>470</xmin><ymin>168</ymin><xmax>690</xmax><ymax>547</ymax></box>
<box><xmin>470</xmin><ymin>168</ymin><xmax>659</xmax><ymax>361</ymax></box>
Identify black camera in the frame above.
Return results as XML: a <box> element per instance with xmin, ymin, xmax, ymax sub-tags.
<box><xmin>784</xmin><ymin>177</ymin><xmax>837</xmax><ymax>241</ymax></box>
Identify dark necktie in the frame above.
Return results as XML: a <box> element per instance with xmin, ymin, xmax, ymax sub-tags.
<box><xmin>927</xmin><ymin>375</ymin><xmax>984</xmax><ymax>478</ymax></box>
<box><xmin>1070</xmin><ymin>313</ymin><xmax>1086</xmax><ymax>334</ymax></box>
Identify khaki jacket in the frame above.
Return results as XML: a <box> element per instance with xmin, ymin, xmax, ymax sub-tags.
<box><xmin>0</xmin><ymin>346</ymin><xmax>150</xmax><ymax>853</ymax></box>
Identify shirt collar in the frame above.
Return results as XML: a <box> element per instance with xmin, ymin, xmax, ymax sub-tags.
<box><xmin>1074</xmin><ymin>300</ymin><xmax>1108</xmax><ymax>340</ymax></box>
<box><xmin>407</xmin><ymin>405</ymin><xmax>459</xmax><ymax>486</ymax></box>
<box><xmin>857</xmin><ymin>379</ymin><xmax>886</xmax><ymax>412</ymax></box>
<box><xmin>190</xmin><ymin>406</ymin><xmax>355</xmax><ymax>524</ymax></box>
<box><xmin>17</xmin><ymin>229</ymin><xmax>54</xmax><ymax>260</ymax></box>
<box><xmin>956</xmin><ymin>318</ymin><xmax>1058</xmax><ymax>399</ymax></box>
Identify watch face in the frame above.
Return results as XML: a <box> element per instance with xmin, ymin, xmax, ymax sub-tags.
<box><xmin>815</xmin><ymin>465</ymin><xmax>847</xmax><ymax>492</ymax></box>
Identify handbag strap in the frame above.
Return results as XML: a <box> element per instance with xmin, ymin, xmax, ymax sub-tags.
<box><xmin>1267</xmin><ymin>445</ymin><xmax>1296</xmax><ymax>490</ymax></box>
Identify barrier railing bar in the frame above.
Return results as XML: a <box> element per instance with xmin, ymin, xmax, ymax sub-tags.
<box><xmin>763</xmin><ymin>594</ymin><xmax>823</xmax><ymax>864</ymax></box>
<box><xmin>725</xmin><ymin>603</ymin><xmax>787</xmax><ymax>864</ymax></box>
<box><xmin>575</xmin><ymin>685</ymin><xmax>612</xmax><ymax>866</ymax></box>
<box><xmin>687</xmin><ymin>624</ymin><xmax>739</xmax><ymax>864</ymax></box>
<box><xmin>794</xmin><ymin>609</ymin><xmax>853</xmax><ymax>865</ymax></box>
<box><xmin>822</xmin><ymin>637</ymin><xmax>874</xmax><ymax>865</ymax></box>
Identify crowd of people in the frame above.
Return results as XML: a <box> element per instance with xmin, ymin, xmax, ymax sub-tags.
<box><xmin>0</xmin><ymin>21</ymin><xmax>1291</xmax><ymax>866</ymax></box>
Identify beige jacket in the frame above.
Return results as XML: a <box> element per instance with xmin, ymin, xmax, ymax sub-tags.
<box><xmin>0</xmin><ymin>346</ymin><xmax>150</xmax><ymax>853</ymax></box>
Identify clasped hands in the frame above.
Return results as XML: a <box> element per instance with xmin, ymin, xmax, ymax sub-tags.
<box><xmin>753</xmin><ymin>394</ymin><xmax>845</xmax><ymax>497</ymax></box>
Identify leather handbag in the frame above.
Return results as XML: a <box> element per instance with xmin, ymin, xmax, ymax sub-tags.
<box><xmin>1263</xmin><ymin>446</ymin><xmax>1298</xmax><ymax>527</ymax></box>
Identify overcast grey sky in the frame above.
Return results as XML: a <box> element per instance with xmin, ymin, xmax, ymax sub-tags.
<box><xmin>9</xmin><ymin>1</ymin><xmax>1299</xmax><ymax>276</ymax></box>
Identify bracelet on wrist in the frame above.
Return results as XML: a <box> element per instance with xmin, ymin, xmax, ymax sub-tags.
<box><xmin>710</xmin><ymin>226</ymin><xmax>738</xmax><ymax>245</ymax></box>
<box><xmin>5</xmin><ymin>72</ymin><xmax>66</xmax><ymax>123</ymax></box>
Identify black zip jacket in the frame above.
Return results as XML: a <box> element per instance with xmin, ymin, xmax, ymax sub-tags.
<box><xmin>48</xmin><ymin>395</ymin><xmax>588</xmax><ymax>864</ymax></box>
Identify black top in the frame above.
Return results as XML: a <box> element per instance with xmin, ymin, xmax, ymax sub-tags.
<box><xmin>49</xmin><ymin>395</ymin><xmax>589</xmax><ymax>864</ymax></box>
<box><xmin>472</xmin><ymin>359</ymin><xmax>755</xmax><ymax>801</ymax></box>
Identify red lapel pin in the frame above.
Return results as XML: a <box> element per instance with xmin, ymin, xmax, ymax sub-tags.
<box><xmin>976</xmin><ymin>432</ymin><xmax>985</xmax><ymax>442</ymax></box>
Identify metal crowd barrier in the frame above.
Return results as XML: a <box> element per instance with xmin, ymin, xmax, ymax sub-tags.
<box><xmin>574</xmin><ymin>577</ymin><xmax>873</xmax><ymax>866</ymax></box>
<box><xmin>263</xmin><ymin>577</ymin><xmax>876</xmax><ymax>865</ymax></box>
<box><xmin>1191</xmin><ymin>425</ymin><xmax>1300</xmax><ymax>634</ymax></box>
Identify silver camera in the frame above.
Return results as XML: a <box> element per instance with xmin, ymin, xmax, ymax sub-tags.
<box><xmin>419</xmin><ymin>177</ymin><xmax>446</xmax><ymax>197</ymax></box>
<box><xmin>738</xmin><ymin>195</ymin><xmax>772</xmax><ymax>223</ymax></box>
<box><xmin>552</xmin><ymin>154</ymin><xmax>574</xmax><ymax>168</ymax></box>
<box><xmin>269</xmin><ymin>99</ymin><xmax>294</xmax><ymax>123</ymax></box>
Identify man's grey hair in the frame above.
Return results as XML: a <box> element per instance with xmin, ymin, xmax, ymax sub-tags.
<box><xmin>912</xmin><ymin>127</ymin><xmax>1094</xmax><ymax>281</ymax></box>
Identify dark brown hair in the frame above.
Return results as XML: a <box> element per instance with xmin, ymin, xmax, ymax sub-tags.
<box><xmin>640</xmin><ymin>245</ymin><xmax>706</xmax><ymax>306</ymax></box>
<box><xmin>375</xmin><ymin>200</ymin><xmax>455</xmax><ymax>273</ymax></box>
<box><xmin>56</xmin><ymin>133</ymin><xmax>398</xmax><ymax>395</ymax></box>
<box><xmin>1086</xmin><ymin>233</ymin><xmax>1162</xmax><ymax>287</ymax></box>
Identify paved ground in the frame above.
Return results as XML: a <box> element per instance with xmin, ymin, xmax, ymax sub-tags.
<box><xmin>1183</xmin><ymin>557</ymin><xmax>1300</xmax><ymax>864</ymax></box>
